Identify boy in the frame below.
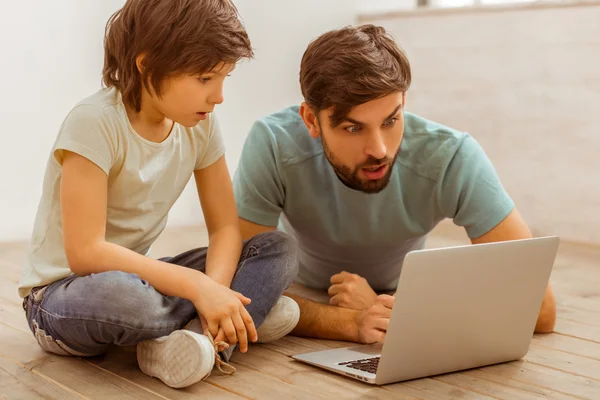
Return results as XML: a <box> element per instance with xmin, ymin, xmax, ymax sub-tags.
<box><xmin>19</xmin><ymin>0</ymin><xmax>299</xmax><ymax>389</ymax></box>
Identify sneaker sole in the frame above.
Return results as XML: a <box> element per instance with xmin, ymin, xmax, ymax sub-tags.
<box><xmin>137</xmin><ymin>330</ymin><xmax>215</xmax><ymax>388</ymax></box>
<box><xmin>258</xmin><ymin>299</ymin><xmax>300</xmax><ymax>343</ymax></box>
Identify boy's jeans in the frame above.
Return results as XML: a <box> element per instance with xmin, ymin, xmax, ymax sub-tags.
<box><xmin>23</xmin><ymin>231</ymin><xmax>298</xmax><ymax>357</ymax></box>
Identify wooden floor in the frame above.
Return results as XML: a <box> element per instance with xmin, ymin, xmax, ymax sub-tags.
<box><xmin>1</xmin><ymin>223</ymin><xmax>599</xmax><ymax>399</ymax></box>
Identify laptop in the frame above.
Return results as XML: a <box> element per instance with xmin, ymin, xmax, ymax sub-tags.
<box><xmin>292</xmin><ymin>236</ymin><xmax>559</xmax><ymax>385</ymax></box>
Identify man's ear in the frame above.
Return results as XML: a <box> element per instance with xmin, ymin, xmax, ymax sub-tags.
<box><xmin>299</xmin><ymin>102</ymin><xmax>321</xmax><ymax>139</ymax></box>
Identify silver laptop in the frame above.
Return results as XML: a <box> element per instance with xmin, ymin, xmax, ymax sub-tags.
<box><xmin>292</xmin><ymin>236</ymin><xmax>559</xmax><ymax>385</ymax></box>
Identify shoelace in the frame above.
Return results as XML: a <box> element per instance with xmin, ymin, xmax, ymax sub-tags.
<box><xmin>205</xmin><ymin>331</ymin><xmax>236</xmax><ymax>375</ymax></box>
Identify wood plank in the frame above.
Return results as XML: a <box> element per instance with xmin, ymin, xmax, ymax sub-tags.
<box><xmin>31</xmin><ymin>356</ymin><xmax>167</xmax><ymax>400</ymax></box>
<box><xmin>206</xmin><ymin>362</ymin><xmax>331</xmax><ymax>400</ymax></box>
<box><xmin>464</xmin><ymin>369</ymin><xmax>582</xmax><ymax>400</ymax></box>
<box><xmin>0</xmin><ymin>322</ymin><xmax>48</xmax><ymax>365</ymax></box>
<box><xmin>483</xmin><ymin>361</ymin><xmax>600</xmax><ymax>400</ymax></box>
<box><xmin>556</xmin><ymin>304</ymin><xmax>600</xmax><ymax>327</ymax></box>
<box><xmin>0</xmin><ymin>241</ymin><xmax>29</xmax><ymax>266</ymax></box>
<box><xmin>268</xmin><ymin>336</ymin><xmax>333</xmax><ymax>355</ymax></box>
<box><xmin>434</xmin><ymin>370</ymin><xmax>569</xmax><ymax>400</ymax></box>
<box><xmin>0</xmin><ymin>356</ymin><xmax>83</xmax><ymax>400</ymax></box>
<box><xmin>554</xmin><ymin>319</ymin><xmax>600</xmax><ymax>344</ymax></box>
<box><xmin>233</xmin><ymin>344</ymin><xmax>413</xmax><ymax>399</ymax></box>
<box><xmin>0</xmin><ymin>322</ymin><xmax>168</xmax><ymax>400</ymax></box>
<box><xmin>532</xmin><ymin>334</ymin><xmax>600</xmax><ymax>361</ymax></box>
<box><xmin>557</xmin><ymin>294</ymin><xmax>600</xmax><ymax>316</ymax></box>
<box><xmin>0</xmin><ymin>261</ymin><xmax>24</xmax><ymax>307</ymax></box>
<box><xmin>0</xmin><ymin>298</ymin><xmax>30</xmax><ymax>334</ymax></box>
<box><xmin>91</xmin><ymin>346</ymin><xmax>245</xmax><ymax>400</ymax></box>
<box><xmin>386</xmin><ymin>377</ymin><xmax>496</xmax><ymax>400</ymax></box>
<box><xmin>525</xmin><ymin>345</ymin><xmax>600</xmax><ymax>381</ymax></box>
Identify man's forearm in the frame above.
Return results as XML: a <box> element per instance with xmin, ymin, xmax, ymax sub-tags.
<box><xmin>534</xmin><ymin>284</ymin><xmax>556</xmax><ymax>333</ymax></box>
<box><xmin>286</xmin><ymin>292</ymin><xmax>360</xmax><ymax>342</ymax></box>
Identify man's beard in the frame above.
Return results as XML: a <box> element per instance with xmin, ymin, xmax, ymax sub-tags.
<box><xmin>321</xmin><ymin>135</ymin><xmax>399</xmax><ymax>194</ymax></box>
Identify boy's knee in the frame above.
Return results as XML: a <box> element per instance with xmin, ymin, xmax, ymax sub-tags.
<box><xmin>247</xmin><ymin>231</ymin><xmax>299</xmax><ymax>286</ymax></box>
<box><xmin>251</xmin><ymin>230</ymin><xmax>297</xmax><ymax>257</ymax></box>
<box><xmin>272</xmin><ymin>231</ymin><xmax>299</xmax><ymax>278</ymax></box>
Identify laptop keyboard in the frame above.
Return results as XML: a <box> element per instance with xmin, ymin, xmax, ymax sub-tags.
<box><xmin>338</xmin><ymin>357</ymin><xmax>380</xmax><ymax>374</ymax></box>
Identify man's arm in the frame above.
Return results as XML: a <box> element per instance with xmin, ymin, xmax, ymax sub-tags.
<box><xmin>239</xmin><ymin>218</ymin><xmax>357</xmax><ymax>340</ymax></box>
<box><xmin>285</xmin><ymin>293</ymin><xmax>361</xmax><ymax>342</ymax></box>
<box><xmin>239</xmin><ymin>218</ymin><xmax>387</xmax><ymax>343</ymax></box>
<box><xmin>470</xmin><ymin>208</ymin><xmax>556</xmax><ymax>333</ymax></box>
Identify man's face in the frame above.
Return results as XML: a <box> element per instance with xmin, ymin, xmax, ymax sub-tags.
<box><xmin>306</xmin><ymin>92</ymin><xmax>406</xmax><ymax>194</ymax></box>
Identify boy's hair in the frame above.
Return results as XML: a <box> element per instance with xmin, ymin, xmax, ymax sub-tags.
<box><xmin>300</xmin><ymin>24</ymin><xmax>411</xmax><ymax>127</ymax></box>
<box><xmin>103</xmin><ymin>0</ymin><xmax>253</xmax><ymax>112</ymax></box>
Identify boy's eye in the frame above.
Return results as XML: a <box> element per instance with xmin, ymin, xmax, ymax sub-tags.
<box><xmin>344</xmin><ymin>125</ymin><xmax>361</xmax><ymax>133</ymax></box>
<box><xmin>198</xmin><ymin>77</ymin><xmax>211</xmax><ymax>83</ymax></box>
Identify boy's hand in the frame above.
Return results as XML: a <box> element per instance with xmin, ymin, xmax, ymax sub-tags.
<box><xmin>328</xmin><ymin>272</ymin><xmax>378</xmax><ymax>310</ymax></box>
<box><xmin>192</xmin><ymin>280</ymin><xmax>258</xmax><ymax>353</ymax></box>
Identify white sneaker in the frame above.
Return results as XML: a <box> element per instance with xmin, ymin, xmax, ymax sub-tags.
<box><xmin>137</xmin><ymin>330</ymin><xmax>216</xmax><ymax>388</ymax></box>
<box><xmin>257</xmin><ymin>296</ymin><xmax>300</xmax><ymax>343</ymax></box>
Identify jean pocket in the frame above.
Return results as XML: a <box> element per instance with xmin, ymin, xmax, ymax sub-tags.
<box><xmin>32</xmin><ymin>319</ymin><xmax>96</xmax><ymax>357</ymax></box>
<box><xmin>24</xmin><ymin>286</ymin><xmax>48</xmax><ymax>329</ymax></box>
<box><xmin>32</xmin><ymin>320</ymin><xmax>74</xmax><ymax>356</ymax></box>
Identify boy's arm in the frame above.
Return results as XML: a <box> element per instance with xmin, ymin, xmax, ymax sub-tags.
<box><xmin>194</xmin><ymin>156</ymin><xmax>242</xmax><ymax>287</ymax></box>
<box><xmin>61</xmin><ymin>150</ymin><xmax>208</xmax><ymax>297</ymax></box>
<box><xmin>61</xmin><ymin>151</ymin><xmax>256</xmax><ymax>351</ymax></box>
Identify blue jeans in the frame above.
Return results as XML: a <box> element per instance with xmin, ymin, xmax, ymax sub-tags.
<box><xmin>23</xmin><ymin>231</ymin><xmax>298</xmax><ymax>357</ymax></box>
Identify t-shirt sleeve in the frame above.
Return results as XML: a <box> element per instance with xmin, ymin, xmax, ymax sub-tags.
<box><xmin>53</xmin><ymin>105</ymin><xmax>118</xmax><ymax>174</ymax></box>
<box><xmin>233</xmin><ymin>120</ymin><xmax>285</xmax><ymax>227</ymax></box>
<box><xmin>195</xmin><ymin>112</ymin><xmax>226</xmax><ymax>170</ymax></box>
<box><xmin>437</xmin><ymin>134</ymin><xmax>515</xmax><ymax>239</ymax></box>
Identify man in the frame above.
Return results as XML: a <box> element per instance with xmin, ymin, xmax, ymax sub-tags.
<box><xmin>233</xmin><ymin>24</ymin><xmax>556</xmax><ymax>344</ymax></box>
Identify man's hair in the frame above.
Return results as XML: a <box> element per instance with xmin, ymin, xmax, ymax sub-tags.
<box><xmin>300</xmin><ymin>24</ymin><xmax>411</xmax><ymax>127</ymax></box>
<box><xmin>102</xmin><ymin>0</ymin><xmax>253</xmax><ymax>112</ymax></box>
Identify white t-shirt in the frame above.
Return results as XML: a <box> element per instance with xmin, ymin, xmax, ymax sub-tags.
<box><xmin>18</xmin><ymin>88</ymin><xmax>225</xmax><ymax>298</ymax></box>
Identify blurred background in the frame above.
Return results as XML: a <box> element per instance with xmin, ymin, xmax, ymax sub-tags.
<box><xmin>0</xmin><ymin>0</ymin><xmax>598</xmax><ymax>246</ymax></box>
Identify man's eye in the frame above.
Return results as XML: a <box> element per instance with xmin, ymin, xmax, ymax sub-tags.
<box><xmin>384</xmin><ymin>118</ymin><xmax>398</xmax><ymax>127</ymax></box>
<box><xmin>345</xmin><ymin>125</ymin><xmax>361</xmax><ymax>133</ymax></box>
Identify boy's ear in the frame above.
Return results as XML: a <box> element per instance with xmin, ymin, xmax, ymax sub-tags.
<box><xmin>135</xmin><ymin>54</ymin><xmax>145</xmax><ymax>73</ymax></box>
<box><xmin>299</xmin><ymin>102</ymin><xmax>321</xmax><ymax>139</ymax></box>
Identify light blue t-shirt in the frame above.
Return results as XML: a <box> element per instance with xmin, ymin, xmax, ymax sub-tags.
<box><xmin>233</xmin><ymin>106</ymin><xmax>514</xmax><ymax>291</ymax></box>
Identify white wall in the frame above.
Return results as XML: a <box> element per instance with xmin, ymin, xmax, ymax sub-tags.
<box><xmin>0</xmin><ymin>0</ymin><xmax>357</xmax><ymax>242</ymax></box>
<box><xmin>0</xmin><ymin>1</ymin><xmax>125</xmax><ymax>242</ymax></box>
<box><xmin>361</xmin><ymin>3</ymin><xmax>600</xmax><ymax>245</ymax></box>
<box><xmin>357</xmin><ymin>0</ymin><xmax>417</xmax><ymax>13</ymax></box>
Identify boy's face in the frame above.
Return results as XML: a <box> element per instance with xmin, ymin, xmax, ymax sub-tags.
<box><xmin>150</xmin><ymin>63</ymin><xmax>235</xmax><ymax>127</ymax></box>
<box><xmin>301</xmin><ymin>91</ymin><xmax>406</xmax><ymax>194</ymax></box>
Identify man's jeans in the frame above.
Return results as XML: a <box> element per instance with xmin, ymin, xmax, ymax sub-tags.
<box><xmin>23</xmin><ymin>231</ymin><xmax>298</xmax><ymax>357</ymax></box>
